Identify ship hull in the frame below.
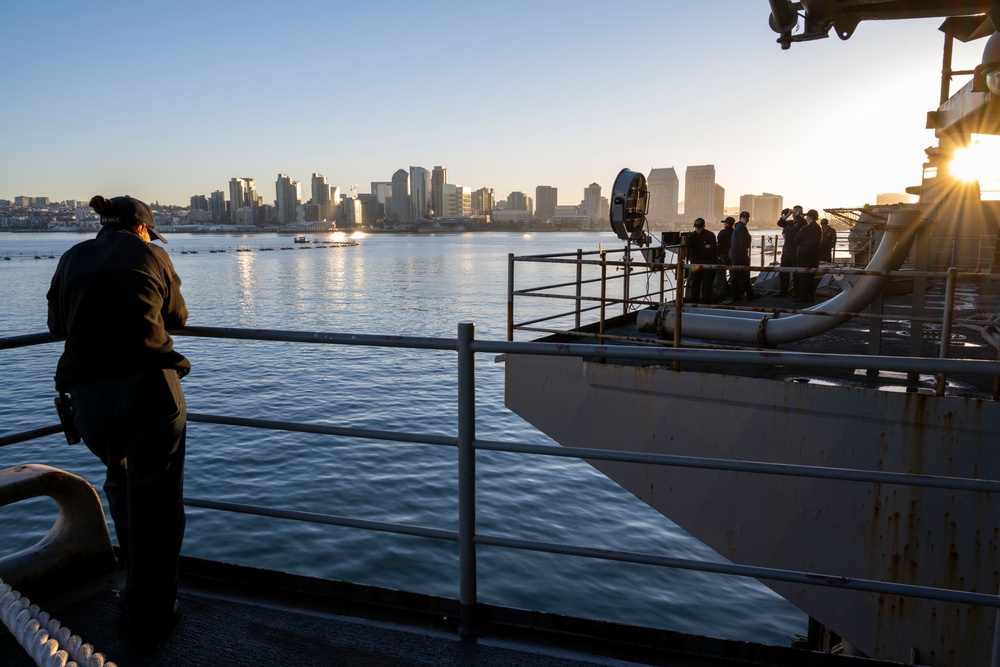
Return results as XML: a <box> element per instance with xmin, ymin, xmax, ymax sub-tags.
<box><xmin>506</xmin><ymin>351</ymin><xmax>1000</xmax><ymax>665</ymax></box>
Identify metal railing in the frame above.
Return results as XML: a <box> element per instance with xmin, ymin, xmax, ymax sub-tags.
<box><xmin>506</xmin><ymin>240</ymin><xmax>1000</xmax><ymax>366</ymax></box>
<box><xmin>3</xmin><ymin>326</ymin><xmax>1000</xmax><ymax>645</ymax></box>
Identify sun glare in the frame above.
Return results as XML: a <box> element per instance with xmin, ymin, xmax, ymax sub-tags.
<box><xmin>948</xmin><ymin>136</ymin><xmax>1000</xmax><ymax>199</ymax></box>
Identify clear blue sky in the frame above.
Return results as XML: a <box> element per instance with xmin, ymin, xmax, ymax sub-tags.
<box><xmin>0</xmin><ymin>1</ymin><xmax>987</xmax><ymax>210</ymax></box>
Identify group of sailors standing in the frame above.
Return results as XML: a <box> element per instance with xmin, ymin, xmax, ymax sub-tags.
<box><xmin>776</xmin><ymin>205</ymin><xmax>837</xmax><ymax>303</ymax></box>
<box><xmin>682</xmin><ymin>204</ymin><xmax>837</xmax><ymax>305</ymax></box>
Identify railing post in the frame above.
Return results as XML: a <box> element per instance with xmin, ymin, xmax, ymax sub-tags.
<box><xmin>506</xmin><ymin>253</ymin><xmax>514</xmax><ymax>342</ymax></box>
<box><xmin>936</xmin><ymin>267</ymin><xmax>958</xmax><ymax>396</ymax></box>
<box><xmin>673</xmin><ymin>248</ymin><xmax>685</xmax><ymax>370</ymax></box>
<box><xmin>575</xmin><ymin>249</ymin><xmax>583</xmax><ymax>331</ymax></box>
<box><xmin>457</xmin><ymin>322</ymin><xmax>477</xmax><ymax>635</ymax></box>
<box><xmin>622</xmin><ymin>247</ymin><xmax>631</xmax><ymax>318</ymax></box>
<box><xmin>599</xmin><ymin>250</ymin><xmax>607</xmax><ymax>344</ymax></box>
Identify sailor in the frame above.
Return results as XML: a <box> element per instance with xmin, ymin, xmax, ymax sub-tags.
<box><xmin>729</xmin><ymin>211</ymin><xmax>759</xmax><ymax>301</ymax></box>
<box><xmin>685</xmin><ymin>217</ymin><xmax>718</xmax><ymax>303</ymax></box>
<box><xmin>46</xmin><ymin>195</ymin><xmax>188</xmax><ymax>640</ymax></box>
<box><xmin>793</xmin><ymin>209</ymin><xmax>823</xmax><ymax>303</ymax></box>
<box><xmin>717</xmin><ymin>216</ymin><xmax>736</xmax><ymax>297</ymax></box>
<box><xmin>777</xmin><ymin>205</ymin><xmax>805</xmax><ymax>297</ymax></box>
<box><xmin>819</xmin><ymin>217</ymin><xmax>837</xmax><ymax>263</ymax></box>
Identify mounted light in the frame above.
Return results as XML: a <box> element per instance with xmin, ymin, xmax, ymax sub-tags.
<box><xmin>609</xmin><ymin>169</ymin><xmax>649</xmax><ymax>242</ymax></box>
<box><xmin>976</xmin><ymin>32</ymin><xmax>1000</xmax><ymax>96</ymax></box>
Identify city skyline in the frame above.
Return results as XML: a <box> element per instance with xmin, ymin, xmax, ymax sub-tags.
<box><xmin>1</xmin><ymin>3</ymin><xmax>988</xmax><ymax>209</ymax></box>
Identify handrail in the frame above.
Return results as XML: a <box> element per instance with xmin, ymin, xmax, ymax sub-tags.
<box><xmin>3</xmin><ymin>326</ymin><xmax>1000</xmax><ymax>642</ymax></box>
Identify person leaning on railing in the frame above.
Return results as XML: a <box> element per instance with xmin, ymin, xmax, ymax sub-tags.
<box><xmin>45</xmin><ymin>195</ymin><xmax>188</xmax><ymax>642</ymax></box>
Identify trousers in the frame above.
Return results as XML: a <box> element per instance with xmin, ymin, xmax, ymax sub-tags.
<box><xmin>72</xmin><ymin>368</ymin><xmax>186</xmax><ymax>628</ymax></box>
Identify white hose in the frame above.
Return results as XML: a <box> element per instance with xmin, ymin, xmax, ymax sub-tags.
<box><xmin>0</xmin><ymin>579</ymin><xmax>116</xmax><ymax>667</ymax></box>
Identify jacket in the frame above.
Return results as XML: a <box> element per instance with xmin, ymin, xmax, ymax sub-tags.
<box><xmin>47</xmin><ymin>226</ymin><xmax>190</xmax><ymax>392</ymax></box>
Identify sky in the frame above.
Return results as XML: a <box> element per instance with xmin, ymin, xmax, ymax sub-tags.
<box><xmin>0</xmin><ymin>1</ymin><xmax>990</xmax><ymax>211</ymax></box>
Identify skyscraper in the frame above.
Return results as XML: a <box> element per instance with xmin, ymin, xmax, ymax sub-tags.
<box><xmin>472</xmin><ymin>188</ymin><xmax>495</xmax><ymax>217</ymax></box>
<box><xmin>229</xmin><ymin>177</ymin><xmax>258</xmax><ymax>225</ymax></box>
<box><xmin>535</xmin><ymin>186</ymin><xmax>557</xmax><ymax>222</ymax></box>
<box><xmin>391</xmin><ymin>169</ymin><xmax>410</xmax><ymax>223</ymax></box>
<box><xmin>275</xmin><ymin>174</ymin><xmax>300</xmax><ymax>225</ymax></box>
<box><xmin>431</xmin><ymin>166</ymin><xmax>446</xmax><ymax>216</ymax></box>
<box><xmin>507</xmin><ymin>191</ymin><xmax>530</xmax><ymax>212</ymax></box>
<box><xmin>410</xmin><ymin>166</ymin><xmax>431</xmax><ymax>220</ymax></box>
<box><xmin>684</xmin><ymin>165</ymin><xmax>716</xmax><ymax>225</ymax></box>
<box><xmin>647</xmin><ymin>168</ymin><xmax>679</xmax><ymax>230</ymax></box>
<box><xmin>311</xmin><ymin>173</ymin><xmax>332</xmax><ymax>221</ymax></box>
<box><xmin>210</xmin><ymin>190</ymin><xmax>226</xmax><ymax>222</ymax></box>
<box><xmin>582</xmin><ymin>183</ymin><xmax>602</xmax><ymax>224</ymax></box>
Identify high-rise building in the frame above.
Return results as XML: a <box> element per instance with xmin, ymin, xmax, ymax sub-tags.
<box><xmin>684</xmin><ymin>165</ymin><xmax>716</xmax><ymax>225</ymax></box>
<box><xmin>472</xmin><ymin>188</ymin><xmax>495</xmax><ymax>217</ymax></box>
<box><xmin>713</xmin><ymin>184</ymin><xmax>725</xmax><ymax>224</ymax></box>
<box><xmin>210</xmin><ymin>190</ymin><xmax>226</xmax><ymax>222</ymax></box>
<box><xmin>431</xmin><ymin>166</ymin><xmax>446</xmax><ymax>216</ymax></box>
<box><xmin>391</xmin><ymin>169</ymin><xmax>410</xmax><ymax>223</ymax></box>
<box><xmin>410</xmin><ymin>166</ymin><xmax>431</xmax><ymax>220</ymax></box>
<box><xmin>275</xmin><ymin>174</ymin><xmax>300</xmax><ymax>225</ymax></box>
<box><xmin>311</xmin><ymin>173</ymin><xmax>332</xmax><ymax>221</ymax></box>
<box><xmin>229</xmin><ymin>177</ymin><xmax>258</xmax><ymax>225</ymax></box>
<box><xmin>188</xmin><ymin>195</ymin><xmax>210</xmax><ymax>223</ymax></box>
<box><xmin>647</xmin><ymin>168</ymin><xmax>679</xmax><ymax>230</ymax></box>
<box><xmin>535</xmin><ymin>186</ymin><xmax>558</xmax><ymax>222</ymax></box>
<box><xmin>441</xmin><ymin>184</ymin><xmax>471</xmax><ymax>217</ymax></box>
<box><xmin>371</xmin><ymin>182</ymin><xmax>391</xmax><ymax>211</ymax></box>
<box><xmin>739</xmin><ymin>193</ymin><xmax>784</xmax><ymax>225</ymax></box>
<box><xmin>507</xmin><ymin>191</ymin><xmax>530</xmax><ymax>213</ymax></box>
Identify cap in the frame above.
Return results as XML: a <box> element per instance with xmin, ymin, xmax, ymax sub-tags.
<box><xmin>721</xmin><ymin>216</ymin><xmax>735</xmax><ymax>225</ymax></box>
<box><xmin>89</xmin><ymin>195</ymin><xmax>166</xmax><ymax>243</ymax></box>
<box><xmin>739</xmin><ymin>211</ymin><xmax>750</xmax><ymax>219</ymax></box>
<box><xmin>693</xmin><ymin>218</ymin><xmax>705</xmax><ymax>227</ymax></box>
<box><xmin>820</xmin><ymin>218</ymin><xmax>829</xmax><ymax>225</ymax></box>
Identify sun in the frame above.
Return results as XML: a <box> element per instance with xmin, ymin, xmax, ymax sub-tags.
<box><xmin>948</xmin><ymin>136</ymin><xmax>1000</xmax><ymax>199</ymax></box>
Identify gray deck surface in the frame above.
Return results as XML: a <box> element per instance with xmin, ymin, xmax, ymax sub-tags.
<box><xmin>0</xmin><ymin>560</ymin><xmax>903</xmax><ymax>667</ymax></box>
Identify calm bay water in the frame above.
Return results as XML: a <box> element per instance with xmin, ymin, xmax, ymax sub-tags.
<box><xmin>0</xmin><ymin>230</ymin><xmax>805</xmax><ymax>644</ymax></box>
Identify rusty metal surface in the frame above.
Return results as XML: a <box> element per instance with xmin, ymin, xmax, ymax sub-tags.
<box><xmin>505</xmin><ymin>350</ymin><xmax>1000</xmax><ymax>666</ymax></box>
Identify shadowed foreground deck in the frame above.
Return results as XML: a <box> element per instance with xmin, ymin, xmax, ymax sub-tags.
<box><xmin>0</xmin><ymin>557</ymin><xmax>903</xmax><ymax>667</ymax></box>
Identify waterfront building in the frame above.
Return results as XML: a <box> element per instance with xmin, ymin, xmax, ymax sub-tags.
<box><xmin>441</xmin><ymin>184</ymin><xmax>472</xmax><ymax>217</ymax></box>
<box><xmin>506</xmin><ymin>191</ymin><xmax>533</xmax><ymax>215</ymax></box>
<box><xmin>535</xmin><ymin>186</ymin><xmax>557</xmax><ymax>222</ymax></box>
<box><xmin>210</xmin><ymin>190</ymin><xmax>226</xmax><ymax>222</ymax></box>
<box><xmin>371</xmin><ymin>182</ymin><xmax>391</xmax><ymax>211</ymax></box>
<box><xmin>229</xmin><ymin>177</ymin><xmax>259</xmax><ymax>225</ymax></box>
<box><xmin>311</xmin><ymin>173</ymin><xmax>332</xmax><ymax>221</ymax></box>
<box><xmin>471</xmin><ymin>187</ymin><xmax>495</xmax><ymax>218</ymax></box>
<box><xmin>358</xmin><ymin>193</ymin><xmax>379</xmax><ymax>225</ymax></box>
<box><xmin>583</xmin><ymin>183</ymin><xmax>602</xmax><ymax>224</ymax></box>
<box><xmin>431</xmin><ymin>166</ymin><xmax>446</xmax><ymax>216</ymax></box>
<box><xmin>275</xmin><ymin>174</ymin><xmax>301</xmax><ymax>225</ymax></box>
<box><xmin>684</xmin><ymin>165</ymin><xmax>716</xmax><ymax>225</ymax></box>
<box><xmin>410</xmin><ymin>166</ymin><xmax>431</xmax><ymax>220</ymax></box>
<box><xmin>341</xmin><ymin>196</ymin><xmax>363</xmax><ymax>228</ymax></box>
<box><xmin>714</xmin><ymin>184</ymin><xmax>725</xmax><ymax>224</ymax></box>
<box><xmin>391</xmin><ymin>169</ymin><xmax>410</xmax><ymax>223</ymax></box>
<box><xmin>739</xmin><ymin>193</ymin><xmax>784</xmax><ymax>226</ymax></box>
<box><xmin>189</xmin><ymin>195</ymin><xmax>210</xmax><ymax>223</ymax></box>
<box><xmin>647</xmin><ymin>168</ymin><xmax>679</xmax><ymax>230</ymax></box>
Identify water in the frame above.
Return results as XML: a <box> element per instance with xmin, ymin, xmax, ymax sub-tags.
<box><xmin>0</xmin><ymin>230</ymin><xmax>806</xmax><ymax>645</ymax></box>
